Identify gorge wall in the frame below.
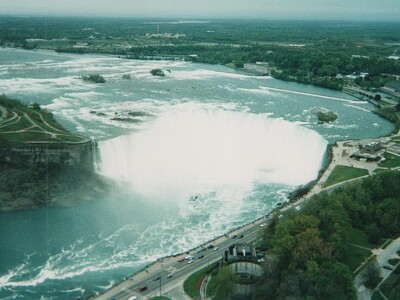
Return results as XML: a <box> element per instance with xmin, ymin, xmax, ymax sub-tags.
<box><xmin>0</xmin><ymin>140</ymin><xmax>96</xmax><ymax>172</ymax></box>
<box><xmin>0</xmin><ymin>140</ymin><xmax>106</xmax><ymax>211</ymax></box>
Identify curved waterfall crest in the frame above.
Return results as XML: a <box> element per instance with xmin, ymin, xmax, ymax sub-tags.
<box><xmin>98</xmin><ymin>109</ymin><xmax>327</xmax><ymax>200</ymax></box>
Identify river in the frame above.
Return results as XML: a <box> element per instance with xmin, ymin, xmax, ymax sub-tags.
<box><xmin>0</xmin><ymin>48</ymin><xmax>394</xmax><ymax>299</ymax></box>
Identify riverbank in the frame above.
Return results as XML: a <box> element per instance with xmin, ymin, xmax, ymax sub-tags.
<box><xmin>1</xmin><ymin>46</ymin><xmax>397</xmax><ymax>299</ymax></box>
<box><xmin>91</xmin><ymin>125</ymin><xmax>400</xmax><ymax>300</ymax></box>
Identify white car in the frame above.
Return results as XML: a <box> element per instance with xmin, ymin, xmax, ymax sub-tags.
<box><xmin>213</xmin><ymin>247</ymin><xmax>218</xmax><ymax>251</ymax></box>
<box><xmin>128</xmin><ymin>296</ymin><xmax>137</xmax><ymax>300</ymax></box>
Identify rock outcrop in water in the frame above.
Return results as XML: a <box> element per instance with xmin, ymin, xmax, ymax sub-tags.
<box><xmin>150</xmin><ymin>69</ymin><xmax>165</xmax><ymax>76</ymax></box>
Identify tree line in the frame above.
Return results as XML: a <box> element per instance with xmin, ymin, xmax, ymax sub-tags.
<box><xmin>252</xmin><ymin>170</ymin><xmax>400</xmax><ymax>299</ymax></box>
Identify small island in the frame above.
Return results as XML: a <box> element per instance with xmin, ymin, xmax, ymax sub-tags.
<box><xmin>315</xmin><ymin>110</ymin><xmax>338</xmax><ymax>123</ymax></box>
<box><xmin>150</xmin><ymin>69</ymin><xmax>165</xmax><ymax>77</ymax></box>
<box><xmin>82</xmin><ymin>74</ymin><xmax>106</xmax><ymax>83</ymax></box>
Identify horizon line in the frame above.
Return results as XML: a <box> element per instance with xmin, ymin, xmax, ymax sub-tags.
<box><xmin>1</xmin><ymin>13</ymin><xmax>400</xmax><ymax>23</ymax></box>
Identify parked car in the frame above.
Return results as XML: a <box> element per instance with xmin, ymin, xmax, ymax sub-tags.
<box><xmin>198</xmin><ymin>255</ymin><xmax>204</xmax><ymax>259</ymax></box>
<box><xmin>207</xmin><ymin>244</ymin><xmax>214</xmax><ymax>249</ymax></box>
<box><xmin>153</xmin><ymin>276</ymin><xmax>161</xmax><ymax>281</ymax></box>
<box><xmin>139</xmin><ymin>286</ymin><xmax>147</xmax><ymax>292</ymax></box>
<box><xmin>213</xmin><ymin>247</ymin><xmax>218</xmax><ymax>251</ymax></box>
<box><xmin>178</xmin><ymin>258</ymin><xmax>185</xmax><ymax>262</ymax></box>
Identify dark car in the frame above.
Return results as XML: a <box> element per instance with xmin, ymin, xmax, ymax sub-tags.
<box><xmin>239</xmin><ymin>234</ymin><xmax>244</xmax><ymax>238</ymax></box>
<box><xmin>231</xmin><ymin>235</ymin><xmax>237</xmax><ymax>239</ymax></box>
<box><xmin>139</xmin><ymin>286</ymin><xmax>147</xmax><ymax>292</ymax></box>
<box><xmin>198</xmin><ymin>255</ymin><xmax>204</xmax><ymax>259</ymax></box>
<box><xmin>153</xmin><ymin>276</ymin><xmax>161</xmax><ymax>281</ymax></box>
<box><xmin>207</xmin><ymin>244</ymin><xmax>214</xmax><ymax>249</ymax></box>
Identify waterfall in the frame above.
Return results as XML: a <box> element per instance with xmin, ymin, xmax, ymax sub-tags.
<box><xmin>98</xmin><ymin>109</ymin><xmax>327</xmax><ymax>200</ymax></box>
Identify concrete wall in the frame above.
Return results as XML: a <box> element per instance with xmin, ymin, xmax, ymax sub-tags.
<box><xmin>229</xmin><ymin>261</ymin><xmax>263</xmax><ymax>299</ymax></box>
<box><xmin>229</xmin><ymin>261</ymin><xmax>263</xmax><ymax>277</ymax></box>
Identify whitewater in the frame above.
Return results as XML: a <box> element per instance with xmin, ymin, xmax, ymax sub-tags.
<box><xmin>99</xmin><ymin>106</ymin><xmax>327</xmax><ymax>200</ymax></box>
<box><xmin>0</xmin><ymin>48</ymin><xmax>394</xmax><ymax>299</ymax></box>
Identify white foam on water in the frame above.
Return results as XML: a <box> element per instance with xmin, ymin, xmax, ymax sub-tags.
<box><xmin>0</xmin><ymin>76</ymin><xmax>86</xmax><ymax>94</ymax></box>
<box><xmin>344</xmin><ymin>104</ymin><xmax>372</xmax><ymax>112</ymax></box>
<box><xmin>98</xmin><ymin>106</ymin><xmax>327</xmax><ymax>202</ymax></box>
<box><xmin>170</xmin><ymin>69</ymin><xmax>249</xmax><ymax>80</ymax></box>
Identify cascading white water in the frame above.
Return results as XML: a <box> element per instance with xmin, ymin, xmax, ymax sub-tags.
<box><xmin>98</xmin><ymin>108</ymin><xmax>327</xmax><ymax>201</ymax></box>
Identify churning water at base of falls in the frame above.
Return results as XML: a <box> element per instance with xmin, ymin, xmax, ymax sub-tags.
<box><xmin>99</xmin><ymin>107</ymin><xmax>327</xmax><ymax>200</ymax></box>
<box><xmin>0</xmin><ymin>48</ymin><xmax>394</xmax><ymax>299</ymax></box>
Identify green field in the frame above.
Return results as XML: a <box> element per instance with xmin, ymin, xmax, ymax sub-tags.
<box><xmin>183</xmin><ymin>264</ymin><xmax>217</xmax><ymax>300</ymax></box>
<box><xmin>323</xmin><ymin>165</ymin><xmax>369</xmax><ymax>188</ymax></box>
<box><xmin>378</xmin><ymin>266</ymin><xmax>400</xmax><ymax>300</ymax></box>
<box><xmin>379</xmin><ymin>152</ymin><xmax>400</xmax><ymax>169</ymax></box>
<box><xmin>0</xmin><ymin>98</ymin><xmax>86</xmax><ymax>143</ymax></box>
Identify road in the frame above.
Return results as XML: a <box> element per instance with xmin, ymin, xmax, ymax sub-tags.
<box><xmin>95</xmin><ymin>133</ymin><xmax>400</xmax><ymax>300</ymax></box>
<box><xmin>94</xmin><ymin>218</ymin><xmax>266</xmax><ymax>300</ymax></box>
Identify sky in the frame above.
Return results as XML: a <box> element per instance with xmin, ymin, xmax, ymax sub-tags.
<box><xmin>0</xmin><ymin>0</ymin><xmax>399</xmax><ymax>21</ymax></box>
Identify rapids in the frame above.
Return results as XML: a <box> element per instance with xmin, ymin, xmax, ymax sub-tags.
<box><xmin>0</xmin><ymin>48</ymin><xmax>394</xmax><ymax>299</ymax></box>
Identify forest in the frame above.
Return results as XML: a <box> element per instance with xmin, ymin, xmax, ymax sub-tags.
<box><xmin>253</xmin><ymin>170</ymin><xmax>400</xmax><ymax>299</ymax></box>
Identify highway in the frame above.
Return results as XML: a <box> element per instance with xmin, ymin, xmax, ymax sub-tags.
<box><xmin>94</xmin><ymin>216</ymin><xmax>267</xmax><ymax>300</ymax></box>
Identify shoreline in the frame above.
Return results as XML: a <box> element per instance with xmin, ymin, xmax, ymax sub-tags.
<box><xmin>92</xmin><ymin>129</ymin><xmax>400</xmax><ymax>299</ymax></box>
<box><xmin>2</xmin><ymin>46</ymin><xmax>399</xmax><ymax>298</ymax></box>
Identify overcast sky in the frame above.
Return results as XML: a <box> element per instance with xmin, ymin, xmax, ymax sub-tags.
<box><xmin>1</xmin><ymin>0</ymin><xmax>399</xmax><ymax>21</ymax></box>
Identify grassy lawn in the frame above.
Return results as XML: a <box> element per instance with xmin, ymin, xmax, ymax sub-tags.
<box><xmin>183</xmin><ymin>264</ymin><xmax>217</xmax><ymax>300</ymax></box>
<box><xmin>371</xmin><ymin>291</ymin><xmax>386</xmax><ymax>300</ymax></box>
<box><xmin>379</xmin><ymin>152</ymin><xmax>400</xmax><ymax>169</ymax></box>
<box><xmin>379</xmin><ymin>266</ymin><xmax>400</xmax><ymax>300</ymax></box>
<box><xmin>206</xmin><ymin>274</ymin><xmax>219</xmax><ymax>298</ymax></box>
<box><xmin>0</xmin><ymin>117</ymin><xmax>32</xmax><ymax>132</ymax></box>
<box><xmin>323</xmin><ymin>165</ymin><xmax>369</xmax><ymax>188</ymax></box>
<box><xmin>57</xmin><ymin>134</ymin><xmax>86</xmax><ymax>142</ymax></box>
<box><xmin>1</xmin><ymin>106</ymin><xmax>85</xmax><ymax>143</ymax></box>
<box><xmin>350</xmin><ymin>228</ymin><xmax>380</xmax><ymax>249</ymax></box>
<box><xmin>1</xmin><ymin>131</ymin><xmax>55</xmax><ymax>142</ymax></box>
<box><xmin>388</xmin><ymin>258</ymin><xmax>399</xmax><ymax>266</ymax></box>
<box><xmin>345</xmin><ymin>244</ymin><xmax>371</xmax><ymax>271</ymax></box>
<box><xmin>344</xmin><ymin>228</ymin><xmax>385</xmax><ymax>272</ymax></box>
<box><xmin>375</xmin><ymin>168</ymin><xmax>391</xmax><ymax>174</ymax></box>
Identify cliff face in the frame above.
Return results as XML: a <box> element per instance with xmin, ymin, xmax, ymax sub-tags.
<box><xmin>0</xmin><ymin>140</ymin><xmax>106</xmax><ymax>211</ymax></box>
<box><xmin>0</xmin><ymin>140</ymin><xmax>96</xmax><ymax>172</ymax></box>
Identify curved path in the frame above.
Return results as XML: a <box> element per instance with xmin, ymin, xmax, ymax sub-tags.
<box><xmin>0</xmin><ymin>105</ymin><xmax>90</xmax><ymax>143</ymax></box>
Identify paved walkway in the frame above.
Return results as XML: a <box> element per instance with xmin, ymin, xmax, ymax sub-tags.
<box><xmin>355</xmin><ymin>237</ymin><xmax>400</xmax><ymax>300</ymax></box>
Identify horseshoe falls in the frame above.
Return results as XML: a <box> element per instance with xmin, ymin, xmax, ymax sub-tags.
<box><xmin>0</xmin><ymin>48</ymin><xmax>394</xmax><ymax>299</ymax></box>
<box><xmin>98</xmin><ymin>108</ymin><xmax>327</xmax><ymax>202</ymax></box>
